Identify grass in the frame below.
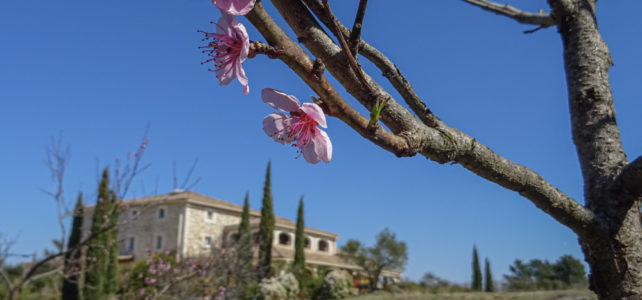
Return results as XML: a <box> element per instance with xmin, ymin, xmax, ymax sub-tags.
<box><xmin>346</xmin><ymin>290</ymin><xmax>597</xmax><ymax>300</ymax></box>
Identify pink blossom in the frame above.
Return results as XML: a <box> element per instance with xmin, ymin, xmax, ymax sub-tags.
<box><xmin>262</xmin><ymin>88</ymin><xmax>332</xmax><ymax>164</ymax></box>
<box><xmin>199</xmin><ymin>14</ymin><xmax>250</xmax><ymax>95</ymax></box>
<box><xmin>211</xmin><ymin>0</ymin><xmax>255</xmax><ymax>16</ymax></box>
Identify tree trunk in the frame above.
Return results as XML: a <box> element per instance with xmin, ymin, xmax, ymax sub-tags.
<box><xmin>579</xmin><ymin>207</ymin><xmax>642</xmax><ymax>298</ymax></box>
<box><xmin>547</xmin><ymin>0</ymin><xmax>642</xmax><ymax>298</ymax></box>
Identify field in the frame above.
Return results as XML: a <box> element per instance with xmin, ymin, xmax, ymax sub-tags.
<box><xmin>346</xmin><ymin>290</ymin><xmax>597</xmax><ymax>300</ymax></box>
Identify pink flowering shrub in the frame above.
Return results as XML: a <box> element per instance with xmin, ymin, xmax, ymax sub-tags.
<box><xmin>262</xmin><ymin>88</ymin><xmax>332</xmax><ymax>164</ymax></box>
<box><xmin>124</xmin><ymin>250</ymin><xmax>222</xmax><ymax>299</ymax></box>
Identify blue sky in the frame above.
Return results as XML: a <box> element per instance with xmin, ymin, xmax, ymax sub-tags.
<box><xmin>1</xmin><ymin>0</ymin><xmax>641</xmax><ymax>285</ymax></box>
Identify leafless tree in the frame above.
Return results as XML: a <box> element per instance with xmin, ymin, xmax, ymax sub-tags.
<box><xmin>233</xmin><ymin>0</ymin><xmax>642</xmax><ymax>298</ymax></box>
<box><xmin>0</xmin><ymin>133</ymin><xmax>150</xmax><ymax>300</ymax></box>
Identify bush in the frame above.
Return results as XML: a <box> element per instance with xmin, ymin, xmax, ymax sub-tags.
<box><xmin>258</xmin><ymin>277</ymin><xmax>287</xmax><ymax>300</ymax></box>
<box><xmin>278</xmin><ymin>272</ymin><xmax>299</xmax><ymax>298</ymax></box>
<box><xmin>317</xmin><ymin>270</ymin><xmax>354</xmax><ymax>299</ymax></box>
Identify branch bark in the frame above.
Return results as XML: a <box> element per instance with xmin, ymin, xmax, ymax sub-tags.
<box><xmin>266</xmin><ymin>0</ymin><xmax>599</xmax><ymax>237</ymax></box>
<box><xmin>614</xmin><ymin>156</ymin><xmax>642</xmax><ymax>198</ymax></box>
<box><xmin>463</xmin><ymin>0</ymin><xmax>555</xmax><ymax>27</ymax></box>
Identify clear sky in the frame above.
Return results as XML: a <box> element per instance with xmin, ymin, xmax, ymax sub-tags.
<box><xmin>1</xmin><ymin>0</ymin><xmax>641</xmax><ymax>285</ymax></box>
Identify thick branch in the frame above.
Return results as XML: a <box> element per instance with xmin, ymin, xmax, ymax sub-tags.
<box><xmin>267</xmin><ymin>0</ymin><xmax>599</xmax><ymax>237</ymax></box>
<box><xmin>463</xmin><ymin>0</ymin><xmax>555</xmax><ymax>27</ymax></box>
<box><xmin>613</xmin><ymin>156</ymin><xmax>642</xmax><ymax>198</ymax></box>
<box><xmin>244</xmin><ymin>2</ymin><xmax>412</xmax><ymax>157</ymax></box>
<box><xmin>547</xmin><ymin>0</ymin><xmax>627</xmax><ymax>207</ymax></box>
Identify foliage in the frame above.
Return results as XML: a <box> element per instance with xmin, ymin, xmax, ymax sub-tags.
<box><xmin>258</xmin><ymin>162</ymin><xmax>275</xmax><ymax>280</ymax></box>
<box><xmin>104</xmin><ymin>191</ymin><xmax>119</xmax><ymax>294</ymax></box>
<box><xmin>123</xmin><ymin>251</ymin><xmax>222</xmax><ymax>299</ymax></box>
<box><xmin>293</xmin><ymin>196</ymin><xmax>307</xmax><ymax>284</ymax></box>
<box><xmin>504</xmin><ymin>256</ymin><xmax>587</xmax><ymax>291</ymax></box>
<box><xmin>302</xmin><ymin>276</ymin><xmax>324</xmax><ymax>299</ymax></box>
<box><xmin>317</xmin><ymin>269</ymin><xmax>354</xmax><ymax>299</ymax></box>
<box><xmin>84</xmin><ymin>168</ymin><xmax>111</xmax><ymax>298</ymax></box>
<box><xmin>471</xmin><ymin>246</ymin><xmax>482</xmax><ymax>291</ymax></box>
<box><xmin>258</xmin><ymin>276</ymin><xmax>287</xmax><ymax>300</ymax></box>
<box><xmin>340</xmin><ymin>228</ymin><xmax>407</xmax><ymax>291</ymax></box>
<box><xmin>278</xmin><ymin>272</ymin><xmax>300</xmax><ymax>298</ymax></box>
<box><xmin>235</xmin><ymin>192</ymin><xmax>254</xmax><ymax>295</ymax></box>
<box><xmin>553</xmin><ymin>255</ymin><xmax>588</xmax><ymax>286</ymax></box>
<box><xmin>61</xmin><ymin>193</ymin><xmax>83</xmax><ymax>300</ymax></box>
<box><xmin>484</xmin><ymin>258</ymin><xmax>494</xmax><ymax>292</ymax></box>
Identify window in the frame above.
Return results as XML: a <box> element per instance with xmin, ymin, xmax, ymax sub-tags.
<box><xmin>204</xmin><ymin>236</ymin><xmax>212</xmax><ymax>248</ymax></box>
<box><xmin>305</xmin><ymin>238</ymin><xmax>311</xmax><ymax>249</ymax></box>
<box><xmin>205</xmin><ymin>210</ymin><xmax>215</xmax><ymax>222</ymax></box>
<box><xmin>278</xmin><ymin>233</ymin><xmax>291</xmax><ymax>246</ymax></box>
<box><xmin>155</xmin><ymin>236</ymin><xmax>163</xmax><ymax>250</ymax></box>
<box><xmin>318</xmin><ymin>240</ymin><xmax>328</xmax><ymax>252</ymax></box>
<box><xmin>158</xmin><ymin>208</ymin><xmax>166</xmax><ymax>219</ymax></box>
<box><xmin>127</xmin><ymin>237</ymin><xmax>135</xmax><ymax>253</ymax></box>
<box><xmin>131</xmin><ymin>210</ymin><xmax>139</xmax><ymax>221</ymax></box>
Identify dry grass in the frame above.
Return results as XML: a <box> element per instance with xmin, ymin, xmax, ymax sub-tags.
<box><xmin>346</xmin><ymin>290</ymin><xmax>597</xmax><ymax>300</ymax></box>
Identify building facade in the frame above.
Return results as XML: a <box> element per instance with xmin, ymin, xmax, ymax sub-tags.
<box><xmin>82</xmin><ymin>190</ymin><xmax>400</xmax><ymax>281</ymax></box>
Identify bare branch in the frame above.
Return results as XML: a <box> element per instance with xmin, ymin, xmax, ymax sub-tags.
<box><xmin>348</xmin><ymin>0</ymin><xmax>368</xmax><ymax>56</ymax></box>
<box><xmin>322</xmin><ymin>0</ymin><xmax>377</xmax><ymax>98</ymax></box>
<box><xmin>462</xmin><ymin>0</ymin><xmax>555</xmax><ymax>27</ymax></box>
<box><xmin>302</xmin><ymin>0</ymin><xmax>443</xmax><ymax>128</ymax></box>
<box><xmin>180</xmin><ymin>158</ymin><xmax>200</xmax><ymax>191</ymax></box>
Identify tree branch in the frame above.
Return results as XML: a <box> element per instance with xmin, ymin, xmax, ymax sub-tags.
<box><xmin>244</xmin><ymin>2</ymin><xmax>413</xmax><ymax>157</ymax></box>
<box><xmin>348</xmin><ymin>0</ymin><xmax>368</xmax><ymax>56</ymax></box>
<box><xmin>613</xmin><ymin>156</ymin><xmax>642</xmax><ymax>198</ymax></box>
<box><xmin>302</xmin><ymin>0</ymin><xmax>443</xmax><ymax>128</ymax></box>
<box><xmin>462</xmin><ymin>0</ymin><xmax>555</xmax><ymax>27</ymax></box>
<box><xmin>265</xmin><ymin>0</ymin><xmax>600</xmax><ymax>237</ymax></box>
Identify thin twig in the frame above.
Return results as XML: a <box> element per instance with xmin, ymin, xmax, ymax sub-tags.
<box><xmin>462</xmin><ymin>0</ymin><xmax>555</xmax><ymax>27</ymax></box>
<box><xmin>322</xmin><ymin>0</ymin><xmax>375</xmax><ymax>96</ymax></box>
<box><xmin>348</xmin><ymin>0</ymin><xmax>368</xmax><ymax>56</ymax></box>
<box><xmin>303</xmin><ymin>0</ymin><xmax>442</xmax><ymax>128</ymax></box>
<box><xmin>322</xmin><ymin>0</ymin><xmax>388</xmax><ymax>127</ymax></box>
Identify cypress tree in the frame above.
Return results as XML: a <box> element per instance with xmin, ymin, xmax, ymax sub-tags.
<box><xmin>293</xmin><ymin>196</ymin><xmax>306</xmax><ymax>279</ymax></box>
<box><xmin>236</xmin><ymin>192</ymin><xmax>253</xmax><ymax>281</ymax></box>
<box><xmin>472</xmin><ymin>245</ymin><xmax>482</xmax><ymax>291</ymax></box>
<box><xmin>484</xmin><ymin>258</ymin><xmax>494</xmax><ymax>292</ymax></box>
<box><xmin>104</xmin><ymin>191</ymin><xmax>119</xmax><ymax>294</ymax></box>
<box><xmin>257</xmin><ymin>162</ymin><xmax>275</xmax><ymax>279</ymax></box>
<box><xmin>85</xmin><ymin>168</ymin><xmax>110</xmax><ymax>298</ymax></box>
<box><xmin>62</xmin><ymin>193</ymin><xmax>84</xmax><ymax>300</ymax></box>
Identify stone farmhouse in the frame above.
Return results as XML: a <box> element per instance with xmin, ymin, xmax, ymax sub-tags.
<box><xmin>82</xmin><ymin>190</ymin><xmax>401</xmax><ymax>283</ymax></box>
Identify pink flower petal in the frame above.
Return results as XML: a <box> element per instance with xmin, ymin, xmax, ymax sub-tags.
<box><xmin>262</xmin><ymin>88</ymin><xmax>300</xmax><ymax>112</ymax></box>
<box><xmin>302</xmin><ymin>130</ymin><xmax>332</xmax><ymax>164</ymax></box>
<box><xmin>300</xmin><ymin>103</ymin><xmax>327</xmax><ymax>128</ymax></box>
<box><xmin>235</xmin><ymin>60</ymin><xmax>249</xmax><ymax>95</ymax></box>
<box><xmin>263</xmin><ymin>113</ymin><xmax>290</xmax><ymax>144</ymax></box>
<box><xmin>212</xmin><ymin>0</ymin><xmax>256</xmax><ymax>16</ymax></box>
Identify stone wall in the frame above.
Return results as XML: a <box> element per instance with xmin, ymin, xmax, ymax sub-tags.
<box><xmin>182</xmin><ymin>203</ymin><xmax>242</xmax><ymax>257</ymax></box>
<box><xmin>82</xmin><ymin>202</ymin><xmax>184</xmax><ymax>260</ymax></box>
